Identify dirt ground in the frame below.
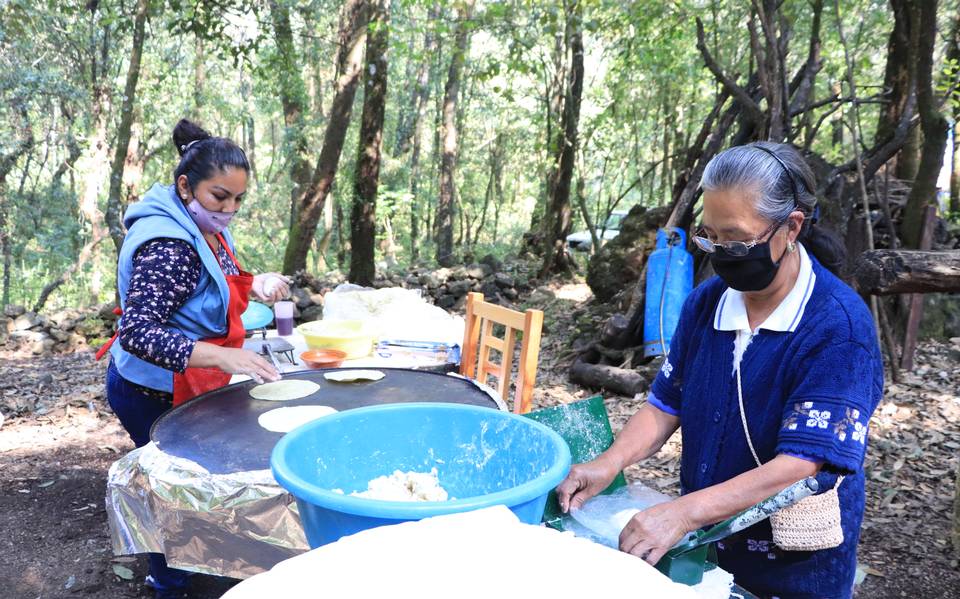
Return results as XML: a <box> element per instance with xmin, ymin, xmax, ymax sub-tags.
<box><xmin>1</xmin><ymin>281</ymin><xmax>959</xmax><ymax>598</ymax></box>
<box><xmin>0</xmin><ymin>354</ymin><xmax>238</xmax><ymax>599</ymax></box>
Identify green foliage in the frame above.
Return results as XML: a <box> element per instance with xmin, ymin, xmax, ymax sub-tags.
<box><xmin>1</xmin><ymin>0</ymin><xmax>956</xmax><ymax>311</ymax></box>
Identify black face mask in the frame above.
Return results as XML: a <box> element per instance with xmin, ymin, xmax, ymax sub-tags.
<box><xmin>710</xmin><ymin>240</ymin><xmax>787</xmax><ymax>292</ymax></box>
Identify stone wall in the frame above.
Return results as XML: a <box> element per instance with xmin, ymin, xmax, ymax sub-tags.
<box><xmin>2</xmin><ymin>304</ymin><xmax>114</xmax><ymax>355</ymax></box>
<box><xmin>2</xmin><ymin>254</ymin><xmax>533</xmax><ymax>356</ymax></box>
<box><xmin>292</xmin><ymin>254</ymin><xmax>531</xmax><ymax>317</ymax></box>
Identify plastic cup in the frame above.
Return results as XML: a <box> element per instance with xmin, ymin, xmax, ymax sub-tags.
<box><xmin>274</xmin><ymin>300</ymin><xmax>295</xmax><ymax>336</ymax></box>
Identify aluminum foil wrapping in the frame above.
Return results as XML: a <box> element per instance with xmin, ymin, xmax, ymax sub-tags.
<box><xmin>105</xmin><ymin>376</ymin><xmax>505</xmax><ymax>579</ymax></box>
<box><xmin>106</xmin><ymin>442</ymin><xmax>309</xmax><ymax>579</ymax></box>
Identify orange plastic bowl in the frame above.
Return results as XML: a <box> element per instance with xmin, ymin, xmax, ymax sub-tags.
<box><xmin>300</xmin><ymin>349</ymin><xmax>348</xmax><ymax>369</ymax></box>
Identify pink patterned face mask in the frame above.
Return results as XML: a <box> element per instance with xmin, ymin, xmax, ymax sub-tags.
<box><xmin>186</xmin><ymin>199</ymin><xmax>236</xmax><ymax>235</ymax></box>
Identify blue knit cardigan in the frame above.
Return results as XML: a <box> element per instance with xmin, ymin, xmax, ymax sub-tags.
<box><xmin>649</xmin><ymin>254</ymin><xmax>884</xmax><ymax>599</ymax></box>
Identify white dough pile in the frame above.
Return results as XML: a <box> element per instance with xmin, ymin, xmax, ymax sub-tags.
<box><xmin>257</xmin><ymin>406</ymin><xmax>338</xmax><ymax>433</ymax></box>
<box><xmin>348</xmin><ymin>468</ymin><xmax>448</xmax><ymax>502</ymax></box>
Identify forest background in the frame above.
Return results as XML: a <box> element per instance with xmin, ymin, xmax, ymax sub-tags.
<box><xmin>1</xmin><ymin>0</ymin><xmax>959</xmax><ymax>325</ymax></box>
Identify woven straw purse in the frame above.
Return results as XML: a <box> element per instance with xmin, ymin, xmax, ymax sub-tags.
<box><xmin>736</xmin><ymin>365</ymin><xmax>844</xmax><ymax>551</ymax></box>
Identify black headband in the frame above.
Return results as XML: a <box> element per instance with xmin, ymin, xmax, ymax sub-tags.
<box><xmin>753</xmin><ymin>145</ymin><xmax>799</xmax><ymax>207</ymax></box>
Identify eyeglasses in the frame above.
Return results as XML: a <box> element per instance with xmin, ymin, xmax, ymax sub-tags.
<box><xmin>693</xmin><ymin>219</ymin><xmax>785</xmax><ymax>257</ymax></box>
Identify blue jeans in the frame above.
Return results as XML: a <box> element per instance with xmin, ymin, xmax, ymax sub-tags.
<box><xmin>107</xmin><ymin>360</ymin><xmax>190</xmax><ymax>598</ymax></box>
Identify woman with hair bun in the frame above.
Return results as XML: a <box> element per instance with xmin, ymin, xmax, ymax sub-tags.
<box><xmin>101</xmin><ymin>119</ymin><xmax>288</xmax><ymax>598</ymax></box>
<box><xmin>558</xmin><ymin>142</ymin><xmax>883</xmax><ymax>598</ymax></box>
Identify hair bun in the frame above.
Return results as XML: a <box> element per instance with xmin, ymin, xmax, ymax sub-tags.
<box><xmin>172</xmin><ymin>119</ymin><xmax>212</xmax><ymax>157</ymax></box>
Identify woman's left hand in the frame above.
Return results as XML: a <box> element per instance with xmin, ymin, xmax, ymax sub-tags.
<box><xmin>252</xmin><ymin>273</ymin><xmax>291</xmax><ymax>302</ymax></box>
<box><xmin>619</xmin><ymin>498</ymin><xmax>696</xmax><ymax>566</ymax></box>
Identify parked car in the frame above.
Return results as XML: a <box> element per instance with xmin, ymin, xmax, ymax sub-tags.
<box><xmin>566</xmin><ymin>210</ymin><xmax>628</xmax><ymax>251</ymax></box>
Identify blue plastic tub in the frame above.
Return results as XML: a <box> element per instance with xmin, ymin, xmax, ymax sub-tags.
<box><xmin>271</xmin><ymin>402</ymin><xmax>572</xmax><ymax>548</ymax></box>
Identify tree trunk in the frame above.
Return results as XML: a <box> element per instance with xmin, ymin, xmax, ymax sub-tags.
<box><xmin>316</xmin><ymin>184</ymin><xmax>335</xmax><ymax>272</ymax></box>
<box><xmin>575</xmin><ymin>171</ymin><xmax>599</xmax><ymax>252</ymax></box>
<box><xmin>122</xmin><ymin>119</ymin><xmax>149</xmax><ymax>206</ymax></box>
<box><xmin>526</xmin><ymin>27</ymin><xmax>568</xmax><ymax>248</ymax></box>
<box><xmin>901</xmin><ymin>0</ymin><xmax>949</xmax><ymax>249</ymax></box>
<box><xmin>459</xmin><ymin>206</ymin><xmax>469</xmax><ymax>248</ymax></box>
<box><xmin>194</xmin><ymin>34</ymin><xmax>205</xmax><ymax>112</ymax></box>
<box><xmin>748</xmin><ymin>0</ymin><xmax>788</xmax><ymax>140</ymax></box>
<box><xmin>335</xmin><ymin>195</ymin><xmax>347</xmax><ymax>270</ymax></box>
<box><xmin>394</xmin><ymin>5</ymin><xmax>438</xmax><ymax>156</ymax></box>
<box><xmin>269</xmin><ymin>0</ymin><xmax>314</xmax><ymax>233</ymax></box>
<box><xmin>473</xmin><ymin>132</ymin><xmax>503</xmax><ymax>245</ymax></box>
<box><xmin>435</xmin><ymin>0</ymin><xmax>475</xmax><ymax>267</ymax></box>
<box><xmin>282</xmin><ymin>0</ymin><xmax>369</xmax><ymax>274</ymax></box>
<box><xmin>79</xmin><ymin>14</ymin><xmax>110</xmax><ymax>304</ymax></box>
<box><xmin>875</xmin><ymin>0</ymin><xmax>917</xmax><ymax>177</ymax></box>
<box><xmin>898</xmin><ymin>126</ymin><xmax>922</xmax><ymax>182</ymax></box>
<box><xmin>409</xmin><ymin>115</ymin><xmax>426</xmax><ymax>261</ymax></box>
<box><xmin>408</xmin><ymin>4</ymin><xmax>439</xmax><ymax>262</ymax></box>
<box><xmin>539</xmin><ymin>0</ymin><xmax>584</xmax><ymax>278</ymax></box>
<box><xmin>852</xmin><ymin>250</ymin><xmax>960</xmax><ymax>294</ymax></box>
<box><xmin>952</xmin><ymin>120</ymin><xmax>960</xmax><ymax>216</ymax></box>
<box><xmin>105</xmin><ymin>0</ymin><xmax>148</xmax><ymax>256</ymax></box>
<box><xmin>0</xmin><ymin>101</ymin><xmax>34</xmax><ymax>306</ymax></box>
<box><xmin>948</xmin><ymin>11</ymin><xmax>960</xmax><ymax>215</ymax></box>
<box><xmin>790</xmin><ymin>0</ymin><xmax>824</xmax><ymax>143</ymax></box>
<box><xmin>349</xmin><ymin>0</ymin><xmax>389</xmax><ymax>286</ymax></box>
<box><xmin>0</xmin><ymin>193</ymin><xmax>9</xmax><ymax>307</ymax></box>
<box><xmin>240</xmin><ymin>66</ymin><xmax>258</xmax><ymax>182</ymax></box>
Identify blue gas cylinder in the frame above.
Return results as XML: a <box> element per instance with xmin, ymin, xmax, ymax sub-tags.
<box><xmin>643</xmin><ymin>227</ymin><xmax>693</xmax><ymax>357</ymax></box>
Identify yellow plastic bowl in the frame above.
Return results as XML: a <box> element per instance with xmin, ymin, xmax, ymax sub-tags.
<box><xmin>296</xmin><ymin>320</ymin><xmax>377</xmax><ymax>359</ymax></box>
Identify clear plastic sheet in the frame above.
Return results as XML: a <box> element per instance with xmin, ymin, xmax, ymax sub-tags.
<box><xmin>567</xmin><ymin>481</ymin><xmax>674</xmax><ymax>547</ymax></box>
<box><xmin>566</xmin><ymin>482</ymin><xmax>734</xmax><ymax>598</ymax></box>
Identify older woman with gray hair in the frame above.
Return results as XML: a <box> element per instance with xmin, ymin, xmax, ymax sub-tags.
<box><xmin>557</xmin><ymin>142</ymin><xmax>883</xmax><ymax>598</ymax></box>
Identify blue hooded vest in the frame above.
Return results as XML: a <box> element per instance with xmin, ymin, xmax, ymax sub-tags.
<box><xmin>110</xmin><ymin>183</ymin><xmax>236</xmax><ymax>392</ymax></box>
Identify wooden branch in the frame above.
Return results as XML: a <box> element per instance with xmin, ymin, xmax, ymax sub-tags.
<box><xmin>852</xmin><ymin>250</ymin><xmax>960</xmax><ymax>295</ymax></box>
<box><xmin>751</xmin><ymin>0</ymin><xmax>779</xmax><ymax>51</ymax></box>
<box><xmin>821</xmin><ymin>98</ymin><xmax>918</xmax><ymax>192</ymax></box>
<box><xmin>900</xmin><ymin>205</ymin><xmax>938</xmax><ymax>371</ymax></box>
<box><xmin>666</xmin><ymin>92</ymin><xmax>739</xmax><ymax>230</ymax></box>
<box><xmin>788</xmin><ymin>94</ymin><xmax>886</xmax><ymax>117</ymax></box>
<box><xmin>32</xmin><ymin>234</ymin><xmax>108</xmax><ymax>312</ymax></box>
<box><xmin>569</xmin><ymin>358</ymin><xmax>649</xmax><ymax>397</ymax></box>
<box><xmin>876</xmin><ymin>298</ymin><xmax>901</xmax><ymax>383</ymax></box>
<box><xmin>787</xmin><ymin>0</ymin><xmax>823</xmax><ymax>117</ymax></box>
<box><xmin>695</xmin><ymin>18</ymin><xmax>764</xmax><ymax>125</ymax></box>
<box><xmin>747</xmin><ymin>16</ymin><xmax>770</xmax><ymax>104</ymax></box>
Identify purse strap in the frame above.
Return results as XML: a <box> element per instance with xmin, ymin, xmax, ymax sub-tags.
<box><xmin>736</xmin><ymin>362</ymin><xmax>764</xmax><ymax>468</ymax></box>
<box><xmin>736</xmin><ymin>359</ymin><xmax>845</xmax><ymax>489</ymax></box>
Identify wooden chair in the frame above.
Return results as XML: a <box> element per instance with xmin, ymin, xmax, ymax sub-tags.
<box><xmin>460</xmin><ymin>292</ymin><xmax>544</xmax><ymax>414</ymax></box>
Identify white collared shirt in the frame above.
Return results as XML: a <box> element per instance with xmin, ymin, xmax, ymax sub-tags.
<box><xmin>713</xmin><ymin>243</ymin><xmax>817</xmax><ymax>373</ymax></box>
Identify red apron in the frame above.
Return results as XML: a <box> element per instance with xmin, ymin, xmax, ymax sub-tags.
<box><xmin>172</xmin><ymin>234</ymin><xmax>252</xmax><ymax>406</ymax></box>
<box><xmin>95</xmin><ymin>233</ymin><xmax>251</xmax><ymax>406</ymax></box>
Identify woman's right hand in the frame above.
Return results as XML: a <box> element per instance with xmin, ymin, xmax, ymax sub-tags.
<box><xmin>215</xmin><ymin>347</ymin><xmax>280</xmax><ymax>384</ymax></box>
<box><xmin>556</xmin><ymin>454</ymin><xmax>621</xmax><ymax>513</ymax></box>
